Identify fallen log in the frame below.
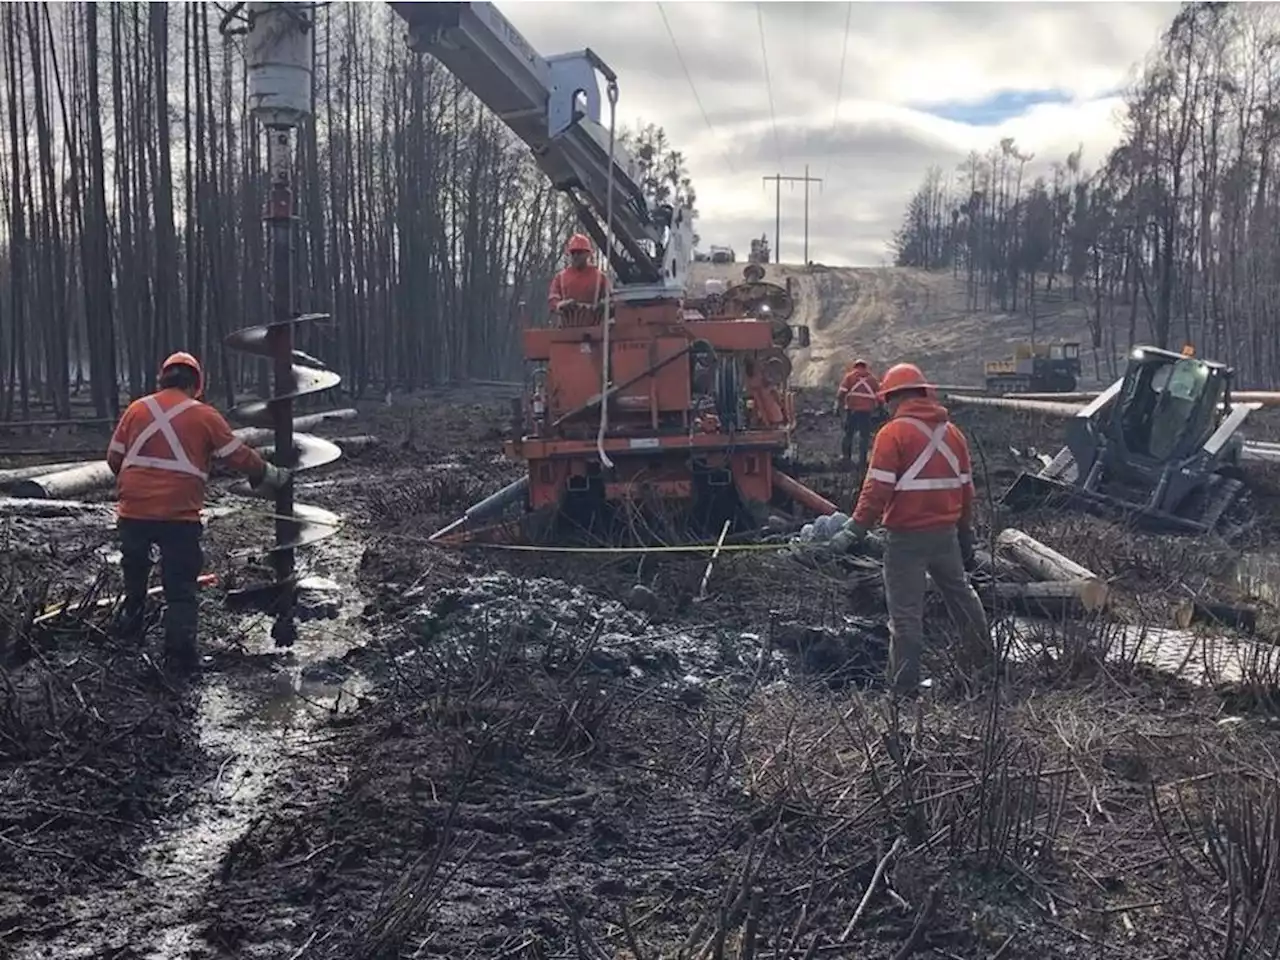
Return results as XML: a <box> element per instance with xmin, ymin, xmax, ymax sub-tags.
<box><xmin>1173</xmin><ymin>599</ymin><xmax>1258</xmax><ymax>633</ymax></box>
<box><xmin>0</xmin><ymin>448</ymin><xmax>106</xmax><ymax>458</ymax></box>
<box><xmin>7</xmin><ymin>461</ymin><xmax>117</xmax><ymax>500</ymax></box>
<box><xmin>322</xmin><ymin>433</ymin><xmax>379</xmax><ymax>453</ymax></box>
<box><xmin>0</xmin><ymin>497</ymin><xmax>111</xmax><ymax>518</ymax></box>
<box><xmin>9</xmin><ymin>408</ymin><xmax>361</xmax><ymax>500</ymax></box>
<box><xmin>231</xmin><ymin>407</ymin><xmax>359</xmax><ymax>447</ymax></box>
<box><xmin>984</xmin><ymin>579</ymin><xmax>1109</xmax><ymax>618</ymax></box>
<box><xmin>996</xmin><ymin>528</ymin><xmax>1101</xmax><ymax>583</ymax></box>
<box><xmin>0</xmin><ymin>460</ymin><xmax>96</xmax><ymax>487</ymax></box>
<box><xmin>0</xmin><ymin>416</ymin><xmax>114</xmax><ymax>430</ymax></box>
<box><xmin>972</xmin><ymin>547</ymin><xmax>1028</xmax><ymax>582</ymax></box>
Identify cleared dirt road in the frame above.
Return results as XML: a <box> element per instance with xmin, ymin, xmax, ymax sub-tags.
<box><xmin>690</xmin><ymin>262</ymin><xmax>1106</xmax><ymax>389</ymax></box>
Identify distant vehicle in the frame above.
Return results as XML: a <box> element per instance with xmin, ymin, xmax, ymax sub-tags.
<box><xmin>749</xmin><ymin>235</ymin><xmax>771</xmax><ymax>264</ymax></box>
<box><xmin>984</xmin><ymin>342</ymin><xmax>1081</xmax><ymax>393</ymax></box>
<box><xmin>694</xmin><ymin>249</ymin><xmax>710</xmax><ymax>262</ymax></box>
<box><xmin>710</xmin><ymin>245</ymin><xmax>735</xmax><ymax>264</ymax></box>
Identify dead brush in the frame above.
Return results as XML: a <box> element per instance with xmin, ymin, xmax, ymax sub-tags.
<box><xmin>1151</xmin><ymin>773</ymin><xmax>1280</xmax><ymax>959</ymax></box>
<box><xmin>1207</xmin><ymin>634</ymin><xmax>1280</xmax><ymax>713</ymax></box>
<box><xmin>737</xmin><ymin>680</ymin><xmax>1068</xmax><ymax>876</ymax></box>
<box><xmin>365</xmin><ymin>471</ymin><xmax>484</xmax><ymax>527</ymax></box>
<box><xmin>0</xmin><ymin>568</ymin><xmax>192</xmax><ymax>898</ymax></box>
<box><xmin>382</xmin><ymin>579</ymin><xmax>625</xmax><ymax>764</ymax></box>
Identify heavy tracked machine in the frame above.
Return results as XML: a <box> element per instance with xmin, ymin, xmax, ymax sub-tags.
<box><xmin>984</xmin><ymin>341</ymin><xmax>1081</xmax><ymax>394</ymax></box>
<box><xmin>999</xmin><ymin>346</ymin><xmax>1256</xmax><ymax>535</ymax></box>
<box><xmin>391</xmin><ymin>2</ymin><xmax>837</xmax><ymax>545</ymax></box>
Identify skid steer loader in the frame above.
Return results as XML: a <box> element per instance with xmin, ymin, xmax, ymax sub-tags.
<box><xmin>1000</xmin><ymin>346</ymin><xmax>1256</xmax><ymax>536</ymax></box>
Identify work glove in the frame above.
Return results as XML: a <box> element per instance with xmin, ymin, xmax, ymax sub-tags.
<box><xmin>833</xmin><ymin>399</ymin><xmax>843</xmax><ymax>415</ymax></box>
<box><xmin>828</xmin><ymin>519</ymin><xmax>869</xmax><ymax>554</ymax></box>
<box><xmin>556</xmin><ymin>298</ymin><xmax>578</xmax><ymax>312</ymax></box>
<box><xmin>957</xmin><ymin>526</ymin><xmax>977</xmax><ymax>572</ymax></box>
<box><xmin>252</xmin><ymin>463</ymin><xmax>293</xmax><ymax>495</ymax></box>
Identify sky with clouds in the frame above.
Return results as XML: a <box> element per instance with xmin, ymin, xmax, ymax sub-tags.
<box><xmin>499</xmin><ymin>0</ymin><xmax>1182</xmax><ymax>267</ymax></box>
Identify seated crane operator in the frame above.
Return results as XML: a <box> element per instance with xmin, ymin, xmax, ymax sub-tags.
<box><xmin>547</xmin><ymin>233</ymin><xmax>611</xmax><ymax>328</ymax></box>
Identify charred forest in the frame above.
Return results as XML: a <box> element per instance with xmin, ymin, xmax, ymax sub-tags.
<box><xmin>0</xmin><ymin>2</ymin><xmax>695</xmax><ymax>424</ymax></box>
<box><xmin>892</xmin><ymin>3</ymin><xmax>1280</xmax><ymax>386</ymax></box>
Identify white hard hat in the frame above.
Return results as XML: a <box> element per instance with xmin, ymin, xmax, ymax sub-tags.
<box><xmin>704</xmin><ymin>279</ymin><xmax>725</xmax><ymax>295</ymax></box>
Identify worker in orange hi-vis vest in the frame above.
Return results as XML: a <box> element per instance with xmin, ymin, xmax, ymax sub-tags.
<box><xmin>106</xmin><ymin>352</ymin><xmax>290</xmax><ymax>671</ymax></box>
<box><xmin>831</xmin><ymin>362</ymin><xmax>990</xmax><ymax>696</ymax></box>
<box><xmin>547</xmin><ymin>233</ymin><xmax>611</xmax><ymax>328</ymax></box>
<box><xmin>834</xmin><ymin>359</ymin><xmax>881</xmax><ymax>467</ymax></box>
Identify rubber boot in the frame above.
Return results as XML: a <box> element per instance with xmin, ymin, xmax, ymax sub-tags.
<box><xmin>156</xmin><ymin>522</ymin><xmax>204</xmax><ymax>674</ymax></box>
<box><xmin>163</xmin><ymin>628</ymin><xmax>200</xmax><ymax>674</ymax></box>
<box><xmin>114</xmin><ymin>599</ymin><xmax>146</xmax><ymax>643</ymax></box>
<box><xmin>162</xmin><ymin>598</ymin><xmax>200</xmax><ymax>674</ymax></box>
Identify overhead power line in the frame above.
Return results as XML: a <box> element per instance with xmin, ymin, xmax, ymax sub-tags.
<box><xmin>756</xmin><ymin>3</ymin><xmax>783</xmax><ymax>168</ymax></box>
<box><xmin>824</xmin><ymin>1</ymin><xmax>854</xmax><ymax>182</ymax></box>
<box><xmin>656</xmin><ymin>1</ymin><xmax>736</xmax><ymax>175</ymax></box>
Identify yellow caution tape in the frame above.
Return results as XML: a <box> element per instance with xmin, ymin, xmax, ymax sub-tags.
<box><xmin>439</xmin><ymin>540</ymin><xmax>793</xmax><ymax>555</ymax></box>
<box><xmin>36</xmin><ymin>573</ymin><xmax>220</xmax><ymax>624</ymax></box>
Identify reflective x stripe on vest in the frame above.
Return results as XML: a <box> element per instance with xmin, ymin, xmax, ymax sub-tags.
<box><xmin>868</xmin><ymin>417</ymin><xmax>971</xmax><ymax>490</ymax></box>
<box><xmin>850</xmin><ymin>377</ymin><xmax>876</xmax><ymax>397</ymax></box>
<box><xmin>119</xmin><ymin>396</ymin><xmax>209</xmax><ymax>480</ymax></box>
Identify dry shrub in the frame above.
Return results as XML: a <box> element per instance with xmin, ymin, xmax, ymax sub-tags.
<box><xmin>1152</xmin><ymin>772</ymin><xmax>1280</xmax><ymax>959</ymax></box>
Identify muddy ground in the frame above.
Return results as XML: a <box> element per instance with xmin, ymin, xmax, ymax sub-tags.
<box><xmin>4</xmin><ymin>389</ymin><xmax>1280</xmax><ymax>959</ymax></box>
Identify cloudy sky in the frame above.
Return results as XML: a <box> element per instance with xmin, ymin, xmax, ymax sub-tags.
<box><xmin>499</xmin><ymin>1</ymin><xmax>1182</xmax><ymax>266</ymax></box>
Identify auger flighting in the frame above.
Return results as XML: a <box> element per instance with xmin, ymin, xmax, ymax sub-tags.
<box><xmin>226</xmin><ymin>1</ymin><xmax>342</xmax><ymax>646</ymax></box>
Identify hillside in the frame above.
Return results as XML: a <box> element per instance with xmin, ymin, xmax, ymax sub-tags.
<box><xmin>689</xmin><ymin>262</ymin><xmax>1106</xmax><ymax>390</ymax></box>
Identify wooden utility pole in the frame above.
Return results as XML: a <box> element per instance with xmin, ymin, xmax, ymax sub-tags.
<box><xmin>762</xmin><ymin>166</ymin><xmax>823</xmax><ymax>264</ymax></box>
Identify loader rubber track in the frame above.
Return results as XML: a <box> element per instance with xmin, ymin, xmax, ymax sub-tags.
<box><xmin>1027</xmin><ymin>447</ymin><xmax>1251</xmax><ymax>539</ymax></box>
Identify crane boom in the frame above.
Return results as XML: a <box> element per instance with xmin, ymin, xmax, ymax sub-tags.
<box><xmin>390</xmin><ymin>1</ymin><xmax>692</xmax><ymax>294</ymax></box>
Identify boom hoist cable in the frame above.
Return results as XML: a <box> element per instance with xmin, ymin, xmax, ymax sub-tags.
<box><xmin>224</xmin><ymin>1</ymin><xmax>343</xmax><ymax>646</ymax></box>
<box><xmin>596</xmin><ymin>79</ymin><xmax>619</xmax><ymax>472</ymax></box>
<box><xmin>655</xmin><ymin>1</ymin><xmax>736</xmax><ymax>175</ymax></box>
<box><xmin>823</xmin><ymin>1</ymin><xmax>854</xmax><ymax>182</ymax></box>
<box><xmin>756</xmin><ymin>2</ymin><xmax>783</xmax><ymax>169</ymax></box>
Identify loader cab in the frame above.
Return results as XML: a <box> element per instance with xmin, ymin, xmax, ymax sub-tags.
<box><xmin>1107</xmin><ymin>348</ymin><xmax>1230</xmax><ymax>467</ymax></box>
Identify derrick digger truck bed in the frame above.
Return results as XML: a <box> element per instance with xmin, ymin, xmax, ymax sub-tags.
<box><xmin>393</xmin><ymin>2</ymin><xmax>836</xmax><ymax>544</ymax></box>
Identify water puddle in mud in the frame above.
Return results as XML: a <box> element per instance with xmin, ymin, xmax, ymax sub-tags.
<box><xmin>15</xmin><ymin>522</ymin><xmax>373</xmax><ymax>960</ymax></box>
<box><xmin>141</xmin><ymin>659</ymin><xmax>369</xmax><ymax>958</ymax></box>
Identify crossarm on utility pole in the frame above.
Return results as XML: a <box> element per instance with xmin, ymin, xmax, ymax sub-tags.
<box><xmin>762</xmin><ymin>170</ymin><xmax>823</xmax><ymax>265</ymax></box>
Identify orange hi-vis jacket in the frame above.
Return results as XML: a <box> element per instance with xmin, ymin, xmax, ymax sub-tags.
<box><xmin>547</xmin><ymin>265</ymin><xmax>610</xmax><ymax>312</ymax></box>
<box><xmin>107</xmin><ymin>388</ymin><xmax>266</xmax><ymax>523</ymax></box>
<box><xmin>837</xmin><ymin>369</ymin><xmax>880</xmax><ymax>412</ymax></box>
<box><xmin>853</xmin><ymin>397</ymin><xmax>974</xmax><ymax>532</ymax></box>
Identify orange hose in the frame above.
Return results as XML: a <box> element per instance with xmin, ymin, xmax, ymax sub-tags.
<box><xmin>773</xmin><ymin>470</ymin><xmax>839</xmax><ymax>516</ymax></box>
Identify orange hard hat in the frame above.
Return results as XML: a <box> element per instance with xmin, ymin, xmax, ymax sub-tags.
<box><xmin>161</xmin><ymin>351</ymin><xmax>204</xmax><ymax>399</ymax></box>
<box><xmin>566</xmin><ymin>233</ymin><xmax>592</xmax><ymax>254</ymax></box>
<box><xmin>878</xmin><ymin>362</ymin><xmax>932</xmax><ymax>401</ymax></box>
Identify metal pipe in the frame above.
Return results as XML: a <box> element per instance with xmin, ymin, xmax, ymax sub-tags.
<box><xmin>1010</xmin><ymin>390</ymin><xmax>1280</xmax><ymax>406</ymax></box>
<box><xmin>266</xmin><ymin>125</ymin><xmax>298</xmax><ymax>646</ymax></box>
<box><xmin>429</xmin><ymin>476</ymin><xmax>531</xmax><ymax>542</ymax></box>
<box><xmin>947</xmin><ymin>394</ymin><xmax>1087</xmax><ymax>418</ymax></box>
<box><xmin>772</xmin><ymin>470</ymin><xmax>839</xmax><ymax>516</ymax></box>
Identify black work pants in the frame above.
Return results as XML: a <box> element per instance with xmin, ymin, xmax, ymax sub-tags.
<box><xmin>842</xmin><ymin>409</ymin><xmax>874</xmax><ymax>465</ymax></box>
<box><xmin>118</xmin><ymin>518</ymin><xmax>204</xmax><ymax>657</ymax></box>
